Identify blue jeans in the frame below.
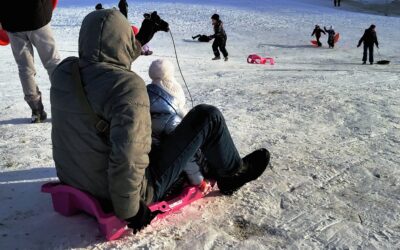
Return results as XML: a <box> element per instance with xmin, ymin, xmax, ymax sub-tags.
<box><xmin>149</xmin><ymin>104</ymin><xmax>241</xmax><ymax>201</ymax></box>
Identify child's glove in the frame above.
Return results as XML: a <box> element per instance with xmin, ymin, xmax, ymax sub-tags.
<box><xmin>199</xmin><ymin>179</ymin><xmax>213</xmax><ymax>195</ymax></box>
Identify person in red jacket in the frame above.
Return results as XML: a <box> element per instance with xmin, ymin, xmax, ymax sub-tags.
<box><xmin>0</xmin><ymin>0</ymin><xmax>60</xmax><ymax>123</ymax></box>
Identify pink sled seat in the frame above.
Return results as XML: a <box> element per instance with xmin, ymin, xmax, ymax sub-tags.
<box><xmin>42</xmin><ymin>182</ymin><xmax>211</xmax><ymax>241</ymax></box>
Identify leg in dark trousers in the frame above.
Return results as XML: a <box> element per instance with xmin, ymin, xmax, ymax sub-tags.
<box><xmin>363</xmin><ymin>44</ymin><xmax>368</xmax><ymax>63</ymax></box>
<box><xmin>368</xmin><ymin>45</ymin><xmax>374</xmax><ymax>64</ymax></box>
<box><xmin>219</xmin><ymin>38</ymin><xmax>229</xmax><ymax>58</ymax></box>
<box><xmin>334</xmin><ymin>0</ymin><xmax>337</xmax><ymax>6</ymax></box>
<box><xmin>149</xmin><ymin>105</ymin><xmax>242</xmax><ymax>201</ymax></box>
<box><xmin>338</xmin><ymin>0</ymin><xmax>341</xmax><ymax>6</ymax></box>
<box><xmin>212</xmin><ymin>40</ymin><xmax>221</xmax><ymax>57</ymax></box>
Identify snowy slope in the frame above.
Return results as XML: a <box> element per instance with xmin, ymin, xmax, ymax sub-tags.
<box><xmin>0</xmin><ymin>0</ymin><xmax>399</xmax><ymax>249</ymax></box>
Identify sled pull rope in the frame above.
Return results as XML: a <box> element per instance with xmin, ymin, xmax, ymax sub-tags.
<box><xmin>169</xmin><ymin>30</ymin><xmax>194</xmax><ymax>108</ymax></box>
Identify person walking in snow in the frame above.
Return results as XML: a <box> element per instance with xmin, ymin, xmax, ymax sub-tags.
<box><xmin>147</xmin><ymin>59</ymin><xmax>212</xmax><ymax>194</ymax></box>
<box><xmin>118</xmin><ymin>0</ymin><xmax>128</xmax><ymax>18</ymax></box>
<box><xmin>324</xmin><ymin>26</ymin><xmax>336</xmax><ymax>48</ymax></box>
<box><xmin>311</xmin><ymin>25</ymin><xmax>326</xmax><ymax>47</ymax></box>
<box><xmin>0</xmin><ymin>0</ymin><xmax>61</xmax><ymax>123</ymax></box>
<box><xmin>334</xmin><ymin>0</ymin><xmax>341</xmax><ymax>7</ymax></box>
<box><xmin>51</xmin><ymin>10</ymin><xmax>270</xmax><ymax>233</ymax></box>
<box><xmin>209</xmin><ymin>14</ymin><xmax>229</xmax><ymax>61</ymax></box>
<box><xmin>357</xmin><ymin>24</ymin><xmax>379</xmax><ymax>65</ymax></box>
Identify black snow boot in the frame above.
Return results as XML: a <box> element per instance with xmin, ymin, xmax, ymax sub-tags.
<box><xmin>218</xmin><ymin>148</ymin><xmax>270</xmax><ymax>195</ymax></box>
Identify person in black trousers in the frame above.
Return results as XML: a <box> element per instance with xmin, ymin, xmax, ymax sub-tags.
<box><xmin>357</xmin><ymin>24</ymin><xmax>379</xmax><ymax>65</ymax></box>
<box><xmin>118</xmin><ymin>0</ymin><xmax>128</xmax><ymax>18</ymax></box>
<box><xmin>209</xmin><ymin>14</ymin><xmax>228</xmax><ymax>61</ymax></box>
<box><xmin>334</xmin><ymin>0</ymin><xmax>341</xmax><ymax>7</ymax></box>
<box><xmin>311</xmin><ymin>25</ymin><xmax>326</xmax><ymax>47</ymax></box>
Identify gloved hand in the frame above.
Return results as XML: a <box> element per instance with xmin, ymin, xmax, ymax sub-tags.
<box><xmin>357</xmin><ymin>44</ymin><xmax>360</xmax><ymax>48</ymax></box>
<box><xmin>126</xmin><ymin>200</ymin><xmax>157</xmax><ymax>233</ymax></box>
<box><xmin>136</xmin><ymin>11</ymin><xmax>169</xmax><ymax>46</ymax></box>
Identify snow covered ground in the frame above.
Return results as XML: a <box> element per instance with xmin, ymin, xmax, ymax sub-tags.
<box><xmin>1</xmin><ymin>0</ymin><xmax>399</xmax><ymax>249</ymax></box>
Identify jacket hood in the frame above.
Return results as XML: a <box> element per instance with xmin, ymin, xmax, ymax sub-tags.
<box><xmin>79</xmin><ymin>9</ymin><xmax>140</xmax><ymax>69</ymax></box>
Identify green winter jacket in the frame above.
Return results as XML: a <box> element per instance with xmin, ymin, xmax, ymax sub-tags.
<box><xmin>50</xmin><ymin>9</ymin><xmax>153</xmax><ymax>220</ymax></box>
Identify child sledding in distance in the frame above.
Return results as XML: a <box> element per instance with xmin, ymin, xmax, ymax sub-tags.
<box><xmin>146</xmin><ymin>59</ymin><xmax>213</xmax><ymax>194</ymax></box>
<box><xmin>324</xmin><ymin>26</ymin><xmax>336</xmax><ymax>48</ymax></box>
<box><xmin>192</xmin><ymin>34</ymin><xmax>211</xmax><ymax>42</ymax></box>
<box><xmin>311</xmin><ymin>25</ymin><xmax>326</xmax><ymax>47</ymax></box>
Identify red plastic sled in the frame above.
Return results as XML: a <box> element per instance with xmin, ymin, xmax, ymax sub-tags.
<box><xmin>247</xmin><ymin>54</ymin><xmax>275</xmax><ymax>65</ymax></box>
<box><xmin>42</xmin><ymin>182</ymin><xmax>213</xmax><ymax>241</ymax></box>
<box><xmin>0</xmin><ymin>30</ymin><xmax>10</xmax><ymax>46</ymax></box>
<box><xmin>132</xmin><ymin>25</ymin><xmax>139</xmax><ymax>36</ymax></box>
<box><xmin>0</xmin><ymin>0</ymin><xmax>58</xmax><ymax>46</ymax></box>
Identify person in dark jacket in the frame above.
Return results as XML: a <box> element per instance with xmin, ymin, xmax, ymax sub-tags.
<box><xmin>324</xmin><ymin>26</ymin><xmax>336</xmax><ymax>48</ymax></box>
<box><xmin>95</xmin><ymin>3</ymin><xmax>104</xmax><ymax>10</ymax></box>
<box><xmin>51</xmin><ymin>10</ymin><xmax>270</xmax><ymax>233</ymax></box>
<box><xmin>209</xmin><ymin>14</ymin><xmax>228</xmax><ymax>61</ymax></box>
<box><xmin>118</xmin><ymin>0</ymin><xmax>128</xmax><ymax>18</ymax></box>
<box><xmin>357</xmin><ymin>24</ymin><xmax>379</xmax><ymax>65</ymax></box>
<box><xmin>311</xmin><ymin>25</ymin><xmax>326</xmax><ymax>47</ymax></box>
<box><xmin>0</xmin><ymin>0</ymin><xmax>60</xmax><ymax>123</ymax></box>
<box><xmin>334</xmin><ymin>0</ymin><xmax>341</xmax><ymax>7</ymax></box>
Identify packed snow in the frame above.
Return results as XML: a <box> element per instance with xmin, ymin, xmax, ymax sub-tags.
<box><xmin>0</xmin><ymin>0</ymin><xmax>399</xmax><ymax>249</ymax></box>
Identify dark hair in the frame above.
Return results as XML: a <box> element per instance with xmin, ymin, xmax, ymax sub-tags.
<box><xmin>211</xmin><ymin>14</ymin><xmax>220</xmax><ymax>21</ymax></box>
<box><xmin>370</xmin><ymin>24</ymin><xmax>376</xmax><ymax>29</ymax></box>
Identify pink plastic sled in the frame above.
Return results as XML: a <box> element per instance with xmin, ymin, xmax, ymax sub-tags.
<box><xmin>42</xmin><ymin>182</ymin><xmax>213</xmax><ymax>241</ymax></box>
<box><xmin>247</xmin><ymin>54</ymin><xmax>275</xmax><ymax>65</ymax></box>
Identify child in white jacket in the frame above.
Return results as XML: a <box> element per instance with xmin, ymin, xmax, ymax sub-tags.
<box><xmin>147</xmin><ymin>59</ymin><xmax>212</xmax><ymax>193</ymax></box>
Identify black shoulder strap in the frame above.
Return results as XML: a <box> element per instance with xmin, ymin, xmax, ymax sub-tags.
<box><xmin>71</xmin><ymin>61</ymin><xmax>109</xmax><ymax>134</ymax></box>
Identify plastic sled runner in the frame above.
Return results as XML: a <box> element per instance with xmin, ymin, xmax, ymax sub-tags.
<box><xmin>0</xmin><ymin>0</ymin><xmax>58</xmax><ymax>46</ymax></box>
<box><xmin>247</xmin><ymin>54</ymin><xmax>275</xmax><ymax>65</ymax></box>
<box><xmin>42</xmin><ymin>182</ymin><xmax>213</xmax><ymax>241</ymax></box>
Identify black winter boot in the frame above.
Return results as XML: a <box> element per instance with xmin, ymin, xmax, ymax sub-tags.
<box><xmin>218</xmin><ymin>148</ymin><xmax>270</xmax><ymax>195</ymax></box>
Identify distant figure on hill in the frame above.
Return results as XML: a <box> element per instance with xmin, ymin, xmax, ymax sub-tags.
<box><xmin>357</xmin><ymin>24</ymin><xmax>379</xmax><ymax>65</ymax></box>
<box><xmin>334</xmin><ymin>0</ymin><xmax>341</xmax><ymax>7</ymax></box>
<box><xmin>118</xmin><ymin>0</ymin><xmax>128</xmax><ymax>18</ymax></box>
<box><xmin>311</xmin><ymin>25</ymin><xmax>326</xmax><ymax>47</ymax></box>
<box><xmin>324</xmin><ymin>26</ymin><xmax>336</xmax><ymax>48</ymax></box>
<box><xmin>95</xmin><ymin>3</ymin><xmax>104</xmax><ymax>10</ymax></box>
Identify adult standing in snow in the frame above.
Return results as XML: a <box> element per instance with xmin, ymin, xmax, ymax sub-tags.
<box><xmin>334</xmin><ymin>0</ymin><xmax>341</xmax><ymax>7</ymax></box>
<box><xmin>0</xmin><ymin>0</ymin><xmax>60</xmax><ymax>123</ymax></box>
<box><xmin>51</xmin><ymin>10</ymin><xmax>269</xmax><ymax>233</ymax></box>
<box><xmin>357</xmin><ymin>24</ymin><xmax>379</xmax><ymax>65</ymax></box>
<box><xmin>118</xmin><ymin>0</ymin><xmax>128</xmax><ymax>18</ymax></box>
<box><xmin>209</xmin><ymin>14</ymin><xmax>229</xmax><ymax>61</ymax></box>
<box><xmin>311</xmin><ymin>25</ymin><xmax>326</xmax><ymax>47</ymax></box>
<box><xmin>324</xmin><ymin>26</ymin><xmax>336</xmax><ymax>48</ymax></box>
